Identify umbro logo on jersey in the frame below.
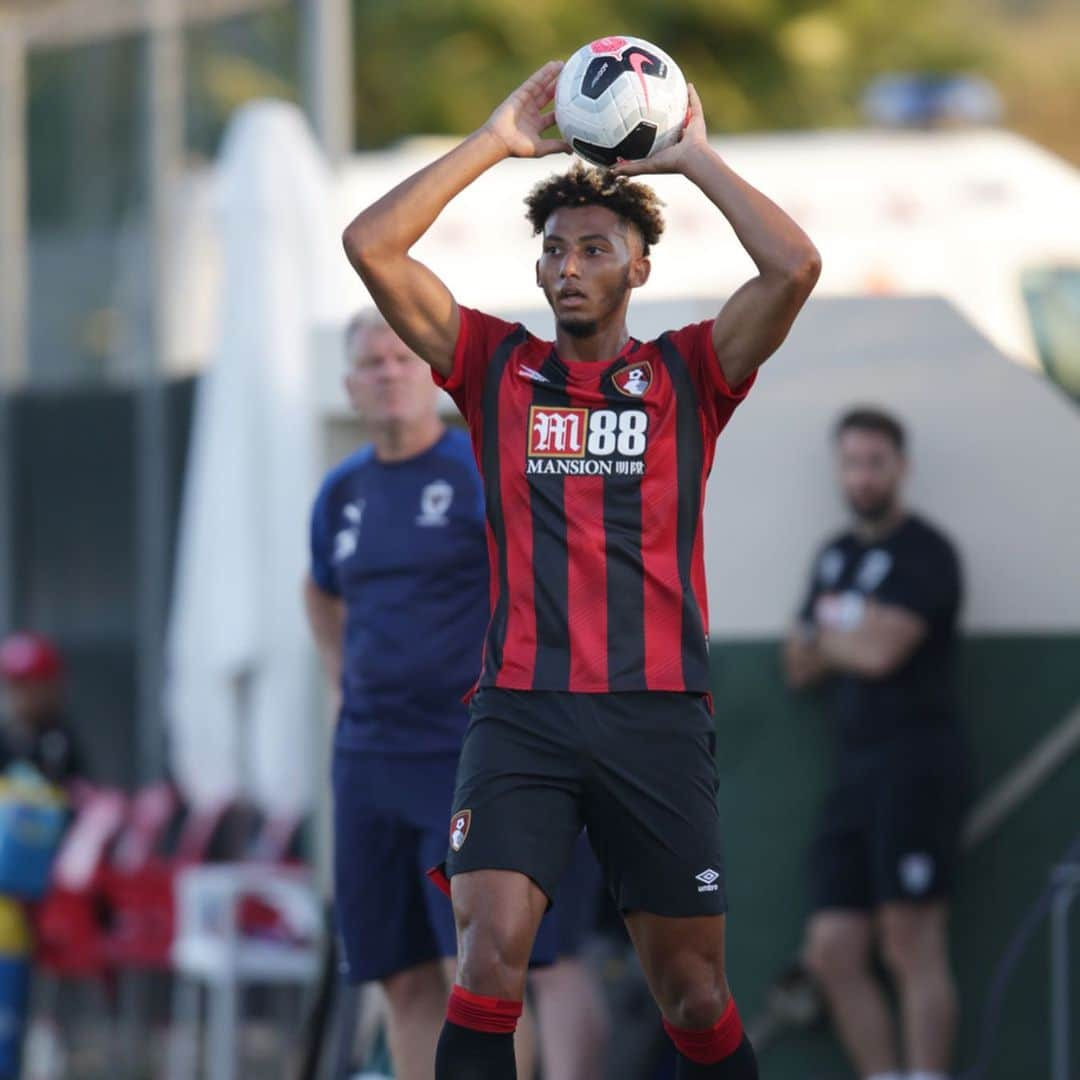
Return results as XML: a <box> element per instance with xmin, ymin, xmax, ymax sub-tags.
<box><xmin>519</xmin><ymin>364</ymin><xmax>550</xmax><ymax>384</ymax></box>
<box><xmin>614</xmin><ymin>361</ymin><xmax>652</xmax><ymax>398</ymax></box>
<box><xmin>695</xmin><ymin>868</ymin><xmax>720</xmax><ymax>893</ymax></box>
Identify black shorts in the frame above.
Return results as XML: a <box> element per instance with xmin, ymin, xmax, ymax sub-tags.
<box><xmin>809</xmin><ymin>743</ymin><xmax>967</xmax><ymax>911</ymax></box>
<box><xmin>443</xmin><ymin>688</ymin><xmax>727</xmax><ymax>918</ymax></box>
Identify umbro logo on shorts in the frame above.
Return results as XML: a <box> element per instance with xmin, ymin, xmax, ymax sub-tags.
<box><xmin>695</xmin><ymin>868</ymin><xmax>720</xmax><ymax>893</ymax></box>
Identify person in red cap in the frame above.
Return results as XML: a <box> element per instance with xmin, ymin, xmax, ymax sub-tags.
<box><xmin>0</xmin><ymin>633</ymin><xmax>83</xmax><ymax>787</ymax></box>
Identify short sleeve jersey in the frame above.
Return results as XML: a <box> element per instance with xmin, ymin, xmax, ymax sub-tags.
<box><xmin>798</xmin><ymin>514</ymin><xmax>963</xmax><ymax>750</ymax></box>
<box><xmin>309</xmin><ymin>429</ymin><xmax>489</xmax><ymax>754</ymax></box>
<box><xmin>433</xmin><ymin>306</ymin><xmax>755</xmax><ymax>695</ymax></box>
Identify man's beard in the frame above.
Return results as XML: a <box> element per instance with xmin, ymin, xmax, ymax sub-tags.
<box><xmin>849</xmin><ymin>494</ymin><xmax>895</xmax><ymax>524</ymax></box>
<box><xmin>556</xmin><ymin>316</ymin><xmax>598</xmax><ymax>338</ymax></box>
<box><xmin>548</xmin><ymin>271</ymin><xmax>629</xmax><ymax>340</ymax></box>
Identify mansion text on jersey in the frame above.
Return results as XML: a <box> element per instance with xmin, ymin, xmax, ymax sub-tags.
<box><xmin>526</xmin><ymin>458</ymin><xmax>646</xmax><ymax>476</ymax></box>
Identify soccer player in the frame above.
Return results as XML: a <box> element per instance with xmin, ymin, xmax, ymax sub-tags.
<box><xmin>305</xmin><ymin>312</ymin><xmax>607</xmax><ymax>1080</ymax></box>
<box><xmin>341</xmin><ymin>61</ymin><xmax>820</xmax><ymax>1080</ymax></box>
<box><xmin>784</xmin><ymin>408</ymin><xmax>966</xmax><ymax>1080</ymax></box>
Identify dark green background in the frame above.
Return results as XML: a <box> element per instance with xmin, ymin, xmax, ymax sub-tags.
<box><xmin>712</xmin><ymin>636</ymin><xmax>1080</xmax><ymax>1079</ymax></box>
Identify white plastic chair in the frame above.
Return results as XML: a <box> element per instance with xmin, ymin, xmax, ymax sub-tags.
<box><xmin>168</xmin><ymin>863</ymin><xmax>322</xmax><ymax>1080</ymax></box>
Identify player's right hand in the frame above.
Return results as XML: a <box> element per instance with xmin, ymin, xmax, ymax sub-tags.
<box><xmin>484</xmin><ymin>61</ymin><xmax>570</xmax><ymax>159</ymax></box>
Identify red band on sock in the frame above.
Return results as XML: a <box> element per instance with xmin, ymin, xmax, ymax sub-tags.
<box><xmin>663</xmin><ymin>997</ymin><xmax>744</xmax><ymax>1064</ymax></box>
<box><xmin>446</xmin><ymin>984</ymin><xmax>523</xmax><ymax>1035</ymax></box>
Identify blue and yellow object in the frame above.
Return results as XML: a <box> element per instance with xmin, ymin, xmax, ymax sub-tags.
<box><xmin>0</xmin><ymin>899</ymin><xmax>31</xmax><ymax>1079</ymax></box>
<box><xmin>0</xmin><ymin>766</ymin><xmax>67</xmax><ymax>900</ymax></box>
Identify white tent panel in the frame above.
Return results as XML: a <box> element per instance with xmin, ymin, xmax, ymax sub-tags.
<box><xmin>702</xmin><ymin>295</ymin><xmax>1080</xmax><ymax>636</ymax></box>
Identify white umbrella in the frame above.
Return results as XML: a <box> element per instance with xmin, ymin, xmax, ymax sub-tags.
<box><xmin>165</xmin><ymin>100</ymin><xmax>353</xmax><ymax>819</ymax></box>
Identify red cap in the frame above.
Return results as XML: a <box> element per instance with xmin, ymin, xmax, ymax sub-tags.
<box><xmin>0</xmin><ymin>633</ymin><xmax>63</xmax><ymax>683</ymax></box>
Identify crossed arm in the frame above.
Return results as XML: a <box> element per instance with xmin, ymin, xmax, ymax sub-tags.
<box><xmin>783</xmin><ymin>599</ymin><xmax>928</xmax><ymax>689</ymax></box>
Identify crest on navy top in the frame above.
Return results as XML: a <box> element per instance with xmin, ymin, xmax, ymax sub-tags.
<box><xmin>614</xmin><ymin>361</ymin><xmax>653</xmax><ymax>398</ymax></box>
<box><xmin>417</xmin><ymin>479</ymin><xmax>454</xmax><ymax>527</ymax></box>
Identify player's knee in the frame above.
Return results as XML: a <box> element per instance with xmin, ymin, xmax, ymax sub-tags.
<box><xmin>879</xmin><ymin>912</ymin><xmax>938</xmax><ymax>980</ymax></box>
<box><xmin>803</xmin><ymin>920</ymin><xmax>869</xmax><ymax>985</ymax></box>
<box><xmin>456</xmin><ymin>940</ymin><xmax>528</xmax><ymax>1000</ymax></box>
<box><xmin>662</xmin><ymin>976</ymin><xmax>732</xmax><ymax>1031</ymax></box>
<box><xmin>456</xmin><ymin>925</ymin><xmax>530</xmax><ymax>999</ymax></box>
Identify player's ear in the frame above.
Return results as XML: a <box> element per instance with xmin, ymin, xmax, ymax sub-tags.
<box><xmin>629</xmin><ymin>255</ymin><xmax>651</xmax><ymax>289</ymax></box>
<box><xmin>535</xmin><ymin>259</ymin><xmax>542</xmax><ymax>288</ymax></box>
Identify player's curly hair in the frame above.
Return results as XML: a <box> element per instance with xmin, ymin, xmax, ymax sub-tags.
<box><xmin>524</xmin><ymin>163</ymin><xmax>665</xmax><ymax>255</ymax></box>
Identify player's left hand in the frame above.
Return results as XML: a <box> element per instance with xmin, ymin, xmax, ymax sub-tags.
<box><xmin>610</xmin><ymin>83</ymin><xmax>709</xmax><ymax>177</ymax></box>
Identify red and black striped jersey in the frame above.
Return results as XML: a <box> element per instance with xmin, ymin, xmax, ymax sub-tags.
<box><xmin>434</xmin><ymin>306</ymin><xmax>755</xmax><ymax>696</ymax></box>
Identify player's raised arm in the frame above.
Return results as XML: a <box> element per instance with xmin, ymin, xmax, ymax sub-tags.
<box><xmin>342</xmin><ymin>62</ymin><xmax>569</xmax><ymax>378</ymax></box>
<box><xmin>612</xmin><ymin>84</ymin><xmax>821</xmax><ymax>389</ymax></box>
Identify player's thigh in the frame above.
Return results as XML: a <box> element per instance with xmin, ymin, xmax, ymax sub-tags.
<box><xmin>871</xmin><ymin>759</ymin><xmax>965</xmax><ymax>906</ymax></box>
<box><xmin>332</xmin><ymin>754</ymin><xmax>439</xmax><ymax>983</ymax></box>
<box><xmin>451</xmin><ymin>868</ymin><xmax>550</xmax><ymax>997</ymax></box>
<box><xmin>623</xmin><ymin>910</ymin><xmax>730</xmax><ymax>1017</ymax></box>
<box><xmin>581</xmin><ymin>691</ymin><xmax>726</xmax><ymax>918</ymax></box>
<box><xmin>444</xmin><ymin>689</ymin><xmax>584</xmax><ymax>905</ymax></box>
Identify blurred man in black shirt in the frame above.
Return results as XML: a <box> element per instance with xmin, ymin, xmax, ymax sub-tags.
<box><xmin>784</xmin><ymin>408</ymin><xmax>966</xmax><ymax>1080</ymax></box>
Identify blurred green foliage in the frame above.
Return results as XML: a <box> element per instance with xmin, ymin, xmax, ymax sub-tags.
<box><xmin>28</xmin><ymin>0</ymin><xmax>1080</xmax><ymax>229</ymax></box>
<box><xmin>349</xmin><ymin>0</ymin><xmax>984</xmax><ymax>146</ymax></box>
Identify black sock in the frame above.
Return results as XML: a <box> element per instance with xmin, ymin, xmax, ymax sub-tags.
<box><xmin>434</xmin><ymin>1019</ymin><xmax>517</xmax><ymax>1079</ymax></box>
<box><xmin>676</xmin><ymin>1035</ymin><xmax>759</xmax><ymax>1078</ymax></box>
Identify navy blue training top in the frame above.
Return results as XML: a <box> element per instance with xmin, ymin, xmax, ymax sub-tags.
<box><xmin>309</xmin><ymin>428</ymin><xmax>488</xmax><ymax>755</ymax></box>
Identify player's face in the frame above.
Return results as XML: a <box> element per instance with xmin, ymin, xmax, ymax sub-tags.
<box><xmin>536</xmin><ymin>205</ymin><xmax>649</xmax><ymax>338</ymax></box>
<box><xmin>836</xmin><ymin>428</ymin><xmax>906</xmax><ymax>523</ymax></box>
<box><xmin>344</xmin><ymin>325</ymin><xmax>436</xmax><ymax>426</ymax></box>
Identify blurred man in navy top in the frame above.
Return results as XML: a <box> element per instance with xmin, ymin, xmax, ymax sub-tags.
<box><xmin>305</xmin><ymin>312</ymin><xmax>608</xmax><ymax>1080</ymax></box>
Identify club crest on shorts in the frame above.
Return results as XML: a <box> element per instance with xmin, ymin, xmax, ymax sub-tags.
<box><xmin>614</xmin><ymin>361</ymin><xmax>653</xmax><ymax>398</ymax></box>
<box><xmin>449</xmin><ymin>810</ymin><xmax>472</xmax><ymax>853</ymax></box>
<box><xmin>899</xmin><ymin>852</ymin><xmax>934</xmax><ymax>896</ymax></box>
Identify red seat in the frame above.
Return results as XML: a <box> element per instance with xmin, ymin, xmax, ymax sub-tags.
<box><xmin>102</xmin><ymin>791</ymin><xmax>227</xmax><ymax>972</ymax></box>
<box><xmin>33</xmin><ymin>787</ymin><xmax>127</xmax><ymax>979</ymax></box>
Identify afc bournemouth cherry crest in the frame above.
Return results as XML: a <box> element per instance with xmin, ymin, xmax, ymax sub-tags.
<box><xmin>449</xmin><ymin>810</ymin><xmax>471</xmax><ymax>852</ymax></box>
<box><xmin>614</xmin><ymin>361</ymin><xmax>652</xmax><ymax>398</ymax></box>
